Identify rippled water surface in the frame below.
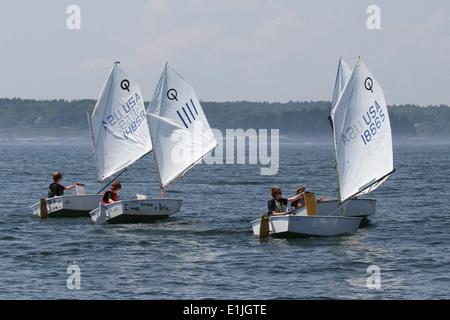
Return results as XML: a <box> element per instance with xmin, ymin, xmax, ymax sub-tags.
<box><xmin>1</xmin><ymin>138</ymin><xmax>449</xmax><ymax>299</ymax></box>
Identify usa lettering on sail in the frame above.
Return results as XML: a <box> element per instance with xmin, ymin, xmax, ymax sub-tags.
<box><xmin>360</xmin><ymin>100</ymin><xmax>386</xmax><ymax>145</ymax></box>
<box><xmin>101</xmin><ymin>93</ymin><xmax>146</xmax><ymax>137</ymax></box>
<box><xmin>341</xmin><ymin>100</ymin><xmax>385</xmax><ymax>146</ymax></box>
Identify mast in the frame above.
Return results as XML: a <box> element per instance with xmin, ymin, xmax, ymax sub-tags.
<box><xmin>87</xmin><ymin>111</ymin><xmax>101</xmax><ymax>182</ymax></box>
<box><xmin>330</xmin><ymin>57</ymin><xmax>352</xmax><ymax>205</ymax></box>
<box><xmin>149</xmin><ymin>62</ymin><xmax>167</xmax><ymax>196</ymax></box>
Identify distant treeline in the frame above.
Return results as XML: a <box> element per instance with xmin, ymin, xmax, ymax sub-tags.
<box><xmin>1</xmin><ymin>98</ymin><xmax>449</xmax><ymax>137</ymax></box>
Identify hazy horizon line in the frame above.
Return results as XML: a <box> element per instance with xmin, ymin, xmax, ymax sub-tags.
<box><xmin>1</xmin><ymin>97</ymin><xmax>449</xmax><ymax>108</ymax></box>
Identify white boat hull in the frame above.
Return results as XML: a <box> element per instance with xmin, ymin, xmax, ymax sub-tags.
<box><xmin>90</xmin><ymin>198</ymin><xmax>182</xmax><ymax>224</ymax></box>
<box><xmin>315</xmin><ymin>198</ymin><xmax>376</xmax><ymax>217</ymax></box>
<box><xmin>251</xmin><ymin>214</ymin><xmax>362</xmax><ymax>237</ymax></box>
<box><xmin>31</xmin><ymin>195</ymin><xmax>104</xmax><ymax>218</ymax></box>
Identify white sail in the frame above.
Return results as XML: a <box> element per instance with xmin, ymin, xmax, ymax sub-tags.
<box><xmin>148</xmin><ymin>63</ymin><xmax>218</xmax><ymax>189</ymax></box>
<box><xmin>331</xmin><ymin>58</ymin><xmax>352</xmax><ymax>113</ymax></box>
<box><xmin>331</xmin><ymin>58</ymin><xmax>394</xmax><ymax>203</ymax></box>
<box><xmin>89</xmin><ymin>62</ymin><xmax>153</xmax><ymax>182</ymax></box>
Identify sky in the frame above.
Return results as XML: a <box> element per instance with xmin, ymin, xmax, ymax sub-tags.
<box><xmin>1</xmin><ymin>0</ymin><xmax>450</xmax><ymax>106</ymax></box>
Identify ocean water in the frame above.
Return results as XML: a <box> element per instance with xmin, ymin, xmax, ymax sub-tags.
<box><xmin>0</xmin><ymin>137</ymin><xmax>449</xmax><ymax>300</ymax></box>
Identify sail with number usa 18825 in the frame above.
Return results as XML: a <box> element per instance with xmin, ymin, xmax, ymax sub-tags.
<box><xmin>251</xmin><ymin>57</ymin><xmax>394</xmax><ymax>238</ymax></box>
<box><xmin>315</xmin><ymin>57</ymin><xmax>395</xmax><ymax>219</ymax></box>
<box><xmin>317</xmin><ymin>57</ymin><xmax>383</xmax><ymax>218</ymax></box>
<box><xmin>330</xmin><ymin>58</ymin><xmax>395</xmax><ymax>209</ymax></box>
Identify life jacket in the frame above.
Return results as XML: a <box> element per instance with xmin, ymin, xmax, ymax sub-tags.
<box><xmin>267</xmin><ymin>199</ymin><xmax>285</xmax><ymax>214</ymax></box>
<box><xmin>273</xmin><ymin>199</ymin><xmax>285</xmax><ymax>213</ymax></box>
<box><xmin>102</xmin><ymin>190</ymin><xmax>117</xmax><ymax>204</ymax></box>
<box><xmin>48</xmin><ymin>183</ymin><xmax>56</xmax><ymax>198</ymax></box>
<box><xmin>48</xmin><ymin>182</ymin><xmax>63</xmax><ymax>198</ymax></box>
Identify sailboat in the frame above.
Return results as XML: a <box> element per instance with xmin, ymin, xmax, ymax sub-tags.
<box><xmin>252</xmin><ymin>57</ymin><xmax>393</xmax><ymax>237</ymax></box>
<box><xmin>314</xmin><ymin>57</ymin><xmax>377</xmax><ymax>218</ymax></box>
<box><xmin>251</xmin><ymin>190</ymin><xmax>362</xmax><ymax>237</ymax></box>
<box><xmin>31</xmin><ymin>184</ymin><xmax>103</xmax><ymax>218</ymax></box>
<box><xmin>327</xmin><ymin>57</ymin><xmax>395</xmax><ymax>217</ymax></box>
<box><xmin>146</xmin><ymin>63</ymin><xmax>218</xmax><ymax>196</ymax></box>
<box><xmin>88</xmin><ymin>62</ymin><xmax>180</xmax><ymax>224</ymax></box>
<box><xmin>89</xmin><ymin>62</ymin><xmax>216</xmax><ymax>224</ymax></box>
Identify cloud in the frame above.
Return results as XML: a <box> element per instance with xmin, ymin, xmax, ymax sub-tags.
<box><xmin>137</xmin><ymin>1</ymin><xmax>311</xmax><ymax>73</ymax></box>
<box><xmin>7</xmin><ymin>1</ymin><xmax>449</xmax><ymax>105</ymax></box>
<box><xmin>145</xmin><ymin>0</ymin><xmax>168</xmax><ymax>12</ymax></box>
<box><xmin>130</xmin><ymin>23</ymin><xmax>222</xmax><ymax>69</ymax></box>
<box><xmin>127</xmin><ymin>1</ymin><xmax>343</xmax><ymax>102</ymax></box>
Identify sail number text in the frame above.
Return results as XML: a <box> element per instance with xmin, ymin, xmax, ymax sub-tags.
<box><xmin>360</xmin><ymin>100</ymin><xmax>386</xmax><ymax>145</ymax></box>
<box><xmin>341</xmin><ymin>100</ymin><xmax>386</xmax><ymax>146</ymax></box>
<box><xmin>102</xmin><ymin>93</ymin><xmax>146</xmax><ymax>138</ymax></box>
